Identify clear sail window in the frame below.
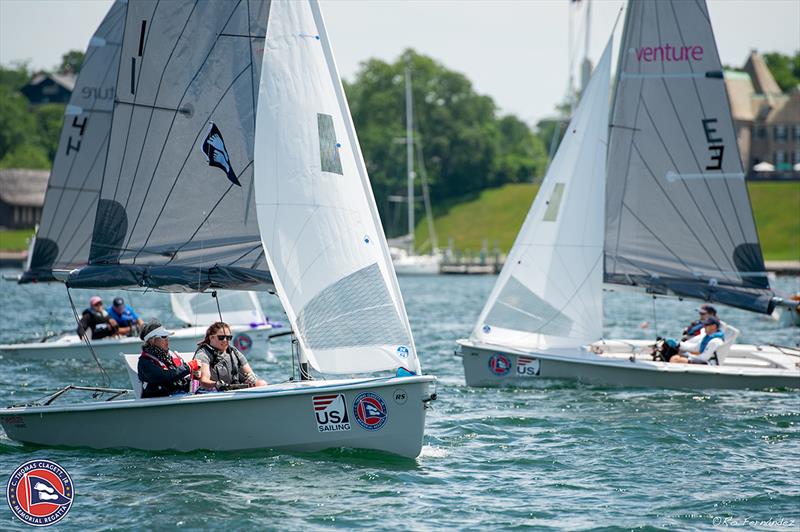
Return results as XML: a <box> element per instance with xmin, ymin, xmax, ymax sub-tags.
<box><xmin>318</xmin><ymin>113</ymin><xmax>343</xmax><ymax>175</ymax></box>
<box><xmin>542</xmin><ymin>183</ymin><xmax>565</xmax><ymax>222</ymax></box>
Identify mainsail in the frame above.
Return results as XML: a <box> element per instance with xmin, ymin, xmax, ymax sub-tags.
<box><xmin>20</xmin><ymin>1</ymin><xmax>126</xmax><ymax>283</ymax></box>
<box><xmin>254</xmin><ymin>0</ymin><xmax>420</xmax><ymax>374</ymax></box>
<box><xmin>471</xmin><ymin>41</ymin><xmax>613</xmax><ymax>350</ymax></box>
<box><xmin>67</xmin><ymin>0</ymin><xmax>273</xmax><ymax>292</ymax></box>
<box><xmin>604</xmin><ymin>0</ymin><xmax>773</xmax><ymax>314</ymax></box>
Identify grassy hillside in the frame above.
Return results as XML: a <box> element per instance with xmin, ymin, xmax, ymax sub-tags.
<box><xmin>0</xmin><ymin>182</ymin><xmax>797</xmax><ymax>261</ymax></box>
<box><xmin>418</xmin><ymin>181</ymin><xmax>799</xmax><ymax>261</ymax></box>
<box><xmin>748</xmin><ymin>182</ymin><xmax>800</xmax><ymax>260</ymax></box>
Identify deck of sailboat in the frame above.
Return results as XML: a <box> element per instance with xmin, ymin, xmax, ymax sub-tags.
<box><xmin>458</xmin><ymin>337</ymin><xmax>800</xmax><ymax>383</ymax></box>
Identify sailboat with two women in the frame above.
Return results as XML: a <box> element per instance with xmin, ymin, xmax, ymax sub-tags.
<box><xmin>0</xmin><ymin>0</ymin><xmax>436</xmax><ymax>458</ymax></box>
<box><xmin>456</xmin><ymin>0</ymin><xmax>799</xmax><ymax>390</ymax></box>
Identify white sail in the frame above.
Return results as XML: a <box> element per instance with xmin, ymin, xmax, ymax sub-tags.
<box><xmin>170</xmin><ymin>291</ymin><xmax>267</xmax><ymax>328</ymax></box>
<box><xmin>254</xmin><ymin>0</ymin><xmax>419</xmax><ymax>374</ymax></box>
<box><xmin>471</xmin><ymin>41</ymin><xmax>613</xmax><ymax>350</ymax></box>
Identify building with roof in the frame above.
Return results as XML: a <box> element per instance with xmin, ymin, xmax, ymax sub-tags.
<box><xmin>0</xmin><ymin>169</ymin><xmax>49</xmax><ymax>229</ymax></box>
<box><xmin>21</xmin><ymin>72</ymin><xmax>76</xmax><ymax>105</ymax></box>
<box><xmin>725</xmin><ymin>52</ymin><xmax>800</xmax><ymax>179</ymax></box>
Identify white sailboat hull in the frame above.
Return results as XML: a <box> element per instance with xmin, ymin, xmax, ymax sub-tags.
<box><xmin>457</xmin><ymin>339</ymin><xmax>800</xmax><ymax>390</ymax></box>
<box><xmin>0</xmin><ymin>324</ymin><xmax>274</xmax><ymax>362</ymax></box>
<box><xmin>392</xmin><ymin>254</ymin><xmax>442</xmax><ymax>275</ymax></box>
<box><xmin>0</xmin><ymin>376</ymin><xmax>436</xmax><ymax>458</ymax></box>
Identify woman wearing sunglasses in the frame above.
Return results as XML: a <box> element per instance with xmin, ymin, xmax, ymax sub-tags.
<box><xmin>193</xmin><ymin>322</ymin><xmax>267</xmax><ymax>391</ymax></box>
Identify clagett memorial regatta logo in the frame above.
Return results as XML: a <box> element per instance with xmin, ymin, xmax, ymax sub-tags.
<box><xmin>6</xmin><ymin>459</ymin><xmax>74</xmax><ymax>527</ymax></box>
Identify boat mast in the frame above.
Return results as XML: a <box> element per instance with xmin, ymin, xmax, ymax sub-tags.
<box><xmin>405</xmin><ymin>65</ymin><xmax>415</xmax><ymax>254</ymax></box>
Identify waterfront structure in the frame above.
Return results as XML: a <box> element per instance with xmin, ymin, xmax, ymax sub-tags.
<box><xmin>0</xmin><ymin>169</ymin><xmax>48</xmax><ymax>229</ymax></box>
<box><xmin>726</xmin><ymin>52</ymin><xmax>800</xmax><ymax>178</ymax></box>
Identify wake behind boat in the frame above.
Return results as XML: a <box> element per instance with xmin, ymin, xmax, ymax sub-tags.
<box><xmin>1</xmin><ymin>0</ymin><xmax>436</xmax><ymax>459</ymax></box>
<box><xmin>455</xmin><ymin>0</ymin><xmax>800</xmax><ymax>390</ymax></box>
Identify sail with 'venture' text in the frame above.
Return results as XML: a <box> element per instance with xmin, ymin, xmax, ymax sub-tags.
<box><xmin>604</xmin><ymin>0</ymin><xmax>773</xmax><ymax>314</ymax></box>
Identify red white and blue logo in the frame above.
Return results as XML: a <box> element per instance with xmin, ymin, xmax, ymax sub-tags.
<box><xmin>488</xmin><ymin>354</ymin><xmax>512</xmax><ymax>376</ymax></box>
<box><xmin>352</xmin><ymin>392</ymin><xmax>388</xmax><ymax>431</ymax></box>
<box><xmin>233</xmin><ymin>333</ymin><xmax>253</xmax><ymax>353</ymax></box>
<box><xmin>6</xmin><ymin>459</ymin><xmax>74</xmax><ymax>527</ymax></box>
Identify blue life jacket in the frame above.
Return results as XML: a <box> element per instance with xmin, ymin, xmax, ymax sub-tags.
<box><xmin>699</xmin><ymin>331</ymin><xmax>726</xmax><ymax>354</ymax></box>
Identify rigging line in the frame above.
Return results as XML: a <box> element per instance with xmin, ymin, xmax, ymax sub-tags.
<box><xmin>249</xmin><ymin>248</ymin><xmax>266</xmax><ymax>270</ymax></box>
<box><xmin>636</xmin><ymin>101</ymin><xmax>737</xmax><ymax>273</ymax></box>
<box><xmin>228</xmin><ymin>243</ymin><xmax>264</xmax><ymax>266</ymax></box>
<box><xmin>608</xmin><ymin>0</ymin><xmax>646</xmax><ymax>277</ymax></box>
<box><xmin>128</xmin><ymin>64</ymin><xmax>253</xmax><ymax>261</ymax></box>
<box><xmin>652</xmin><ymin>295</ymin><xmax>658</xmax><ymax>337</ymax></box>
<box><xmin>218</xmin><ymin>33</ymin><xmax>267</xmax><ymax>39</ymax></box>
<box><xmin>119</xmin><ymin>0</ymin><xmax>202</xmax><ymax>216</ymax></box>
<box><xmin>65</xmin><ymin>285</ymin><xmax>111</xmax><ymax>388</ymax></box>
<box><xmin>162</xmin><ymin>183</ymin><xmax>236</xmax><ymax>265</ymax></box>
<box><xmin>629</xmin><ymin>141</ymin><xmax>728</xmax><ymax>274</ymax></box>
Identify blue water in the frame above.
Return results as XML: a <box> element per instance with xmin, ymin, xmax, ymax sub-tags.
<box><xmin>0</xmin><ymin>273</ymin><xmax>798</xmax><ymax>530</ymax></box>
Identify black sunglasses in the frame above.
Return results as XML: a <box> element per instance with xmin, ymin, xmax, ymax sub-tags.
<box><xmin>216</xmin><ymin>335</ymin><xmax>233</xmax><ymax>341</ymax></box>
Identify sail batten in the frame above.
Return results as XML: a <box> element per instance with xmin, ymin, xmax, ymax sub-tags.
<box><xmin>604</xmin><ymin>0</ymin><xmax>772</xmax><ymax>314</ymax></box>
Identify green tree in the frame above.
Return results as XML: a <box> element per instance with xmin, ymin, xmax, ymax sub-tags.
<box><xmin>0</xmin><ymin>63</ymin><xmax>30</xmax><ymax>91</ymax></box>
<box><xmin>0</xmin><ymin>85</ymin><xmax>39</xmax><ymax>160</ymax></box>
<box><xmin>58</xmin><ymin>50</ymin><xmax>85</xmax><ymax>75</ymax></box>
<box><xmin>763</xmin><ymin>51</ymin><xmax>800</xmax><ymax>92</ymax></box>
<box><xmin>0</xmin><ymin>143</ymin><xmax>50</xmax><ymax>169</ymax></box>
<box><xmin>346</xmin><ymin>49</ymin><xmax>546</xmax><ymax>234</ymax></box>
<box><xmin>35</xmin><ymin>103</ymin><xmax>66</xmax><ymax>162</ymax></box>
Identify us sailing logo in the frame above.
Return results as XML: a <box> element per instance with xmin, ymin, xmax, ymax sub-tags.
<box><xmin>352</xmin><ymin>392</ymin><xmax>388</xmax><ymax>431</ymax></box>
<box><xmin>516</xmin><ymin>356</ymin><xmax>541</xmax><ymax>377</ymax></box>
<box><xmin>488</xmin><ymin>354</ymin><xmax>511</xmax><ymax>376</ymax></box>
<box><xmin>200</xmin><ymin>122</ymin><xmax>240</xmax><ymax>186</ymax></box>
<box><xmin>6</xmin><ymin>459</ymin><xmax>74</xmax><ymax>526</ymax></box>
<box><xmin>313</xmin><ymin>393</ymin><xmax>351</xmax><ymax>433</ymax></box>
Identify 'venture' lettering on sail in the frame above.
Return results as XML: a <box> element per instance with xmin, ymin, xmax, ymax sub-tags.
<box><xmin>635</xmin><ymin>44</ymin><xmax>704</xmax><ymax>62</ymax></box>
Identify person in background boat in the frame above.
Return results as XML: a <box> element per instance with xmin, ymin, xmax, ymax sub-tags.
<box><xmin>138</xmin><ymin>320</ymin><xmax>201</xmax><ymax>398</ymax></box>
<box><xmin>76</xmin><ymin>296</ymin><xmax>118</xmax><ymax>340</ymax></box>
<box><xmin>194</xmin><ymin>322</ymin><xmax>267</xmax><ymax>391</ymax></box>
<box><xmin>107</xmin><ymin>296</ymin><xmax>145</xmax><ymax>337</ymax></box>
<box><xmin>681</xmin><ymin>304</ymin><xmax>716</xmax><ymax>340</ymax></box>
<box><xmin>669</xmin><ymin>316</ymin><xmax>728</xmax><ymax>365</ymax></box>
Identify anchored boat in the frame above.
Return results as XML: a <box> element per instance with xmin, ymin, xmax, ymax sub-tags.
<box><xmin>1</xmin><ymin>0</ymin><xmax>435</xmax><ymax>458</ymax></box>
<box><xmin>457</xmin><ymin>0</ymin><xmax>800</xmax><ymax>390</ymax></box>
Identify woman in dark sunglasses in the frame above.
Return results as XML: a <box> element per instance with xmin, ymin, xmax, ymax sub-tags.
<box><xmin>193</xmin><ymin>322</ymin><xmax>267</xmax><ymax>391</ymax></box>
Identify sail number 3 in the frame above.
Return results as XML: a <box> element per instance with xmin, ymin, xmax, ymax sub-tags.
<box><xmin>701</xmin><ymin>118</ymin><xmax>724</xmax><ymax>171</ymax></box>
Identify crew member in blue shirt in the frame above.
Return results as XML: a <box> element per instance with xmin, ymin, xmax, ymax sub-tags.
<box><xmin>108</xmin><ymin>297</ymin><xmax>145</xmax><ymax>337</ymax></box>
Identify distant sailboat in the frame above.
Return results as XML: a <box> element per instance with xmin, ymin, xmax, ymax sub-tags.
<box><xmin>457</xmin><ymin>0</ymin><xmax>799</xmax><ymax>390</ymax></box>
<box><xmin>390</xmin><ymin>67</ymin><xmax>442</xmax><ymax>275</ymax></box>
<box><xmin>1</xmin><ymin>0</ymin><xmax>436</xmax><ymax>458</ymax></box>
